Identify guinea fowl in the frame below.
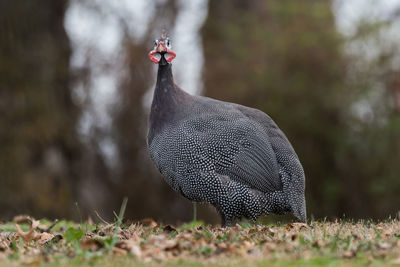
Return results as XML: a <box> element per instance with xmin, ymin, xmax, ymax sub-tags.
<box><xmin>147</xmin><ymin>33</ymin><xmax>306</xmax><ymax>226</ymax></box>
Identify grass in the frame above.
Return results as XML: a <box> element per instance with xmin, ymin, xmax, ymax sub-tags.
<box><xmin>15</xmin><ymin>256</ymin><xmax>389</xmax><ymax>267</ymax></box>
<box><xmin>0</xmin><ymin>209</ymin><xmax>399</xmax><ymax>266</ymax></box>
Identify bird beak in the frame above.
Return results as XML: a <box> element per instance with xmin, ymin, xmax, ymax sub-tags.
<box><xmin>157</xmin><ymin>41</ymin><xmax>167</xmax><ymax>53</ymax></box>
<box><xmin>148</xmin><ymin>41</ymin><xmax>176</xmax><ymax>64</ymax></box>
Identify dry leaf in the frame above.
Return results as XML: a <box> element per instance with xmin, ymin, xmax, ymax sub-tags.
<box><xmin>38</xmin><ymin>232</ymin><xmax>55</xmax><ymax>245</ymax></box>
<box><xmin>2</xmin><ymin>215</ymin><xmax>400</xmax><ymax>264</ymax></box>
<box><xmin>13</xmin><ymin>215</ymin><xmax>32</xmax><ymax>224</ymax></box>
<box><xmin>22</xmin><ymin>256</ymin><xmax>43</xmax><ymax>266</ymax></box>
<box><xmin>0</xmin><ymin>238</ymin><xmax>10</xmax><ymax>251</ymax></box>
<box><xmin>140</xmin><ymin>218</ymin><xmax>157</xmax><ymax>228</ymax></box>
<box><xmin>160</xmin><ymin>239</ymin><xmax>178</xmax><ymax>250</ymax></box>
<box><xmin>120</xmin><ymin>229</ymin><xmax>132</xmax><ymax>240</ymax></box>
<box><xmin>113</xmin><ymin>246</ymin><xmax>128</xmax><ymax>256</ymax></box>
<box><xmin>312</xmin><ymin>240</ymin><xmax>325</xmax><ymax>248</ymax></box>
<box><xmin>247</xmin><ymin>247</ymin><xmax>261</xmax><ymax>255</ymax></box>
<box><xmin>264</xmin><ymin>242</ymin><xmax>277</xmax><ymax>251</ymax></box>
<box><xmin>163</xmin><ymin>225</ymin><xmax>177</xmax><ymax>233</ymax></box>
<box><xmin>342</xmin><ymin>250</ymin><xmax>356</xmax><ymax>259</ymax></box>
<box><xmin>15</xmin><ymin>219</ymin><xmax>40</xmax><ymax>243</ymax></box>
<box><xmin>116</xmin><ymin>240</ymin><xmax>142</xmax><ymax>259</ymax></box>
<box><xmin>285</xmin><ymin>223</ymin><xmax>308</xmax><ymax>231</ymax></box>
<box><xmin>382</xmin><ymin>230</ymin><xmax>392</xmax><ymax>238</ymax></box>
<box><xmin>377</xmin><ymin>242</ymin><xmax>391</xmax><ymax>250</ymax></box>
<box><xmin>80</xmin><ymin>238</ymin><xmax>103</xmax><ymax>251</ymax></box>
<box><xmin>290</xmin><ymin>234</ymin><xmax>298</xmax><ymax>241</ymax></box>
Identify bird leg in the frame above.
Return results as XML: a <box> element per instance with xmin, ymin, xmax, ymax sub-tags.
<box><xmin>192</xmin><ymin>202</ymin><xmax>197</xmax><ymax>223</ymax></box>
<box><xmin>221</xmin><ymin>215</ymin><xmax>232</xmax><ymax>228</ymax></box>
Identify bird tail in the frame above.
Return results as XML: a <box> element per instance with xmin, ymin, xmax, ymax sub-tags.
<box><xmin>285</xmin><ymin>179</ymin><xmax>307</xmax><ymax>223</ymax></box>
<box><xmin>261</xmin><ymin>178</ymin><xmax>307</xmax><ymax>223</ymax></box>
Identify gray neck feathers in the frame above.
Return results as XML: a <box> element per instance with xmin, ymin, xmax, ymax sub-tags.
<box><xmin>149</xmin><ymin>64</ymin><xmax>191</xmax><ymax>141</ymax></box>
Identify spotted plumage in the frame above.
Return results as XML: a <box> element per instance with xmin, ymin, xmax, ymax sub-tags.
<box><xmin>147</xmin><ymin>36</ymin><xmax>306</xmax><ymax>226</ymax></box>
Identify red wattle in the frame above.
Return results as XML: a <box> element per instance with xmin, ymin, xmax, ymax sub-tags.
<box><xmin>148</xmin><ymin>50</ymin><xmax>160</xmax><ymax>63</ymax></box>
<box><xmin>165</xmin><ymin>50</ymin><xmax>176</xmax><ymax>62</ymax></box>
<box><xmin>148</xmin><ymin>49</ymin><xmax>176</xmax><ymax>64</ymax></box>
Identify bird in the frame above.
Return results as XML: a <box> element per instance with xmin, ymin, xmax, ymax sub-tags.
<box><xmin>147</xmin><ymin>32</ymin><xmax>306</xmax><ymax>227</ymax></box>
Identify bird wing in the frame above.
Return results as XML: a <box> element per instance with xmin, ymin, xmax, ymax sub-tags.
<box><xmin>236</xmin><ymin>105</ymin><xmax>305</xmax><ymax>180</ymax></box>
<box><xmin>180</xmin><ymin>112</ymin><xmax>282</xmax><ymax>193</ymax></box>
<box><xmin>236</xmin><ymin>105</ymin><xmax>307</xmax><ymax>222</ymax></box>
<box><xmin>221</xmin><ymin>119</ymin><xmax>282</xmax><ymax>192</ymax></box>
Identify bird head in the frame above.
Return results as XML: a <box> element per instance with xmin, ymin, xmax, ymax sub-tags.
<box><xmin>148</xmin><ymin>32</ymin><xmax>176</xmax><ymax>65</ymax></box>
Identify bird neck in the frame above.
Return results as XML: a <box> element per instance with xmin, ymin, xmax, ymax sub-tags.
<box><xmin>153</xmin><ymin>63</ymin><xmax>182</xmax><ymax>109</ymax></box>
<box><xmin>149</xmin><ymin>63</ymin><xmax>191</xmax><ymax>141</ymax></box>
<box><xmin>155</xmin><ymin>63</ymin><xmax>175</xmax><ymax>94</ymax></box>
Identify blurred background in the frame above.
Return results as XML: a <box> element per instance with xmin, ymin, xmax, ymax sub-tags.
<box><xmin>1</xmin><ymin>0</ymin><xmax>399</xmax><ymax>224</ymax></box>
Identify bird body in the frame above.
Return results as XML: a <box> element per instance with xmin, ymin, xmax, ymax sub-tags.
<box><xmin>147</xmin><ymin>36</ymin><xmax>306</xmax><ymax>226</ymax></box>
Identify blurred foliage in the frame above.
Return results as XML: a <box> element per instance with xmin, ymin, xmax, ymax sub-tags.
<box><xmin>0</xmin><ymin>0</ymin><xmax>399</xmax><ymax>223</ymax></box>
<box><xmin>0</xmin><ymin>0</ymin><xmax>82</xmax><ymax>218</ymax></box>
<box><xmin>202</xmin><ymin>0</ymin><xmax>400</xmax><ymax>220</ymax></box>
